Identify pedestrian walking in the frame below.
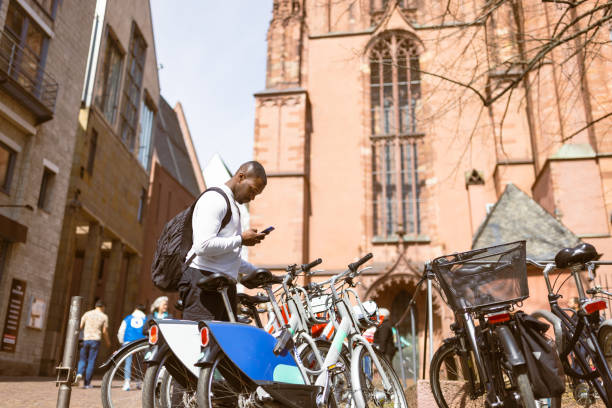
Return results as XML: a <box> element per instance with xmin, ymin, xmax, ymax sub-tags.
<box><xmin>117</xmin><ymin>304</ymin><xmax>147</xmax><ymax>391</ymax></box>
<box><xmin>75</xmin><ymin>300</ymin><xmax>110</xmax><ymax>388</ymax></box>
<box><xmin>178</xmin><ymin>161</ymin><xmax>268</xmax><ymax>321</ymax></box>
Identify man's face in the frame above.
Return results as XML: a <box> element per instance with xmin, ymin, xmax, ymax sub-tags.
<box><xmin>235</xmin><ymin>173</ymin><xmax>265</xmax><ymax>204</ymax></box>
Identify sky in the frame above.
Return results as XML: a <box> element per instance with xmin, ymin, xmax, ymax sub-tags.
<box><xmin>150</xmin><ymin>1</ymin><xmax>273</xmax><ymax>173</ymax></box>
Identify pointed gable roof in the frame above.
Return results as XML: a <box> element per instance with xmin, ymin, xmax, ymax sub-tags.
<box><xmin>472</xmin><ymin>183</ymin><xmax>581</xmax><ymax>260</ymax></box>
<box><xmin>153</xmin><ymin>97</ymin><xmax>201</xmax><ymax>197</ymax></box>
<box><xmin>367</xmin><ymin>1</ymin><xmax>424</xmax><ymax>53</ymax></box>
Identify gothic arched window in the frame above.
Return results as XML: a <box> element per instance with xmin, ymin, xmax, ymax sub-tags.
<box><xmin>370</xmin><ymin>32</ymin><xmax>421</xmax><ymax>238</ymax></box>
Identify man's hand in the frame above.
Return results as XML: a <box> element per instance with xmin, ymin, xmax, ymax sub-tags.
<box><xmin>241</xmin><ymin>228</ymin><xmax>266</xmax><ymax>246</ymax></box>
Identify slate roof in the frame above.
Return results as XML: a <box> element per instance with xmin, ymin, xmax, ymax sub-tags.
<box><xmin>153</xmin><ymin>97</ymin><xmax>201</xmax><ymax>197</ymax></box>
<box><xmin>472</xmin><ymin>183</ymin><xmax>581</xmax><ymax>260</ymax></box>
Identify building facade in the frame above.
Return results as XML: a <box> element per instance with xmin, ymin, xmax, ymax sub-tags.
<box><xmin>136</xmin><ymin>98</ymin><xmax>204</xmax><ymax>314</ymax></box>
<box><xmin>40</xmin><ymin>0</ymin><xmax>162</xmax><ymax>374</ymax></box>
<box><xmin>251</xmin><ymin>0</ymin><xmax>612</xmax><ymax>376</ymax></box>
<box><xmin>0</xmin><ymin>0</ymin><xmax>96</xmax><ymax>375</ymax></box>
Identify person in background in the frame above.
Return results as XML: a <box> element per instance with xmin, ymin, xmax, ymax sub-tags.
<box><xmin>142</xmin><ymin>296</ymin><xmax>173</xmax><ymax>337</ymax></box>
<box><xmin>373</xmin><ymin>308</ymin><xmax>396</xmax><ymax>362</ymax></box>
<box><xmin>75</xmin><ymin>299</ymin><xmax>110</xmax><ymax>388</ymax></box>
<box><xmin>117</xmin><ymin>304</ymin><xmax>147</xmax><ymax>391</ymax></box>
<box><xmin>150</xmin><ymin>296</ymin><xmax>171</xmax><ymax>319</ymax></box>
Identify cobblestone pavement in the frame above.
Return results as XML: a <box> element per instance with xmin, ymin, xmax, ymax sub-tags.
<box><xmin>0</xmin><ymin>376</ymin><xmax>140</xmax><ymax>408</ymax></box>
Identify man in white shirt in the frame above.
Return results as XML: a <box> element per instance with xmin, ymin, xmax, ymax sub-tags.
<box><xmin>179</xmin><ymin>161</ymin><xmax>268</xmax><ymax>321</ymax></box>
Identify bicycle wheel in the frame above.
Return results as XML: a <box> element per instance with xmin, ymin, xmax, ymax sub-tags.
<box><xmin>300</xmin><ymin>340</ymin><xmax>352</xmax><ymax>407</ymax></box>
<box><xmin>101</xmin><ymin>340</ymin><xmax>149</xmax><ymax>408</ymax></box>
<box><xmin>514</xmin><ymin>370</ymin><xmax>536</xmax><ymax>408</ymax></box>
<box><xmin>197</xmin><ymin>353</ymin><xmax>255</xmax><ymax>408</ymax></box>
<box><xmin>430</xmin><ymin>341</ymin><xmax>485</xmax><ymax>408</ymax></box>
<box><xmin>352</xmin><ymin>344</ymin><xmax>407</xmax><ymax>408</ymax></box>
<box><xmin>143</xmin><ymin>350</ymin><xmax>197</xmax><ymax>408</ymax></box>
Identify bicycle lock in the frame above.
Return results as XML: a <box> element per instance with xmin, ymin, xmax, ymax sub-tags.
<box><xmin>56</xmin><ymin>296</ymin><xmax>82</xmax><ymax>408</ymax></box>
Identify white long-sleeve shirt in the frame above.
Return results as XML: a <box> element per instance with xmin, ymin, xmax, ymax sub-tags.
<box><xmin>186</xmin><ymin>184</ymin><xmax>256</xmax><ymax>280</ymax></box>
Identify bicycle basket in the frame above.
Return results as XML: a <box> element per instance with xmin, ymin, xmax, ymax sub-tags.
<box><xmin>432</xmin><ymin>240</ymin><xmax>528</xmax><ymax>311</ymax></box>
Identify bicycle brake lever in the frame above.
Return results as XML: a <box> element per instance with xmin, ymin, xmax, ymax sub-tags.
<box><xmin>357</xmin><ymin>266</ymin><xmax>373</xmax><ymax>274</ymax></box>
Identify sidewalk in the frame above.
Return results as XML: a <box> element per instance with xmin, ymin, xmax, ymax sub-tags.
<box><xmin>0</xmin><ymin>376</ymin><xmax>139</xmax><ymax>408</ymax></box>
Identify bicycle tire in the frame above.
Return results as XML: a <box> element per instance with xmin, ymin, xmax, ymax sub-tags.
<box><xmin>351</xmin><ymin>344</ymin><xmax>407</xmax><ymax>408</ymax></box>
<box><xmin>515</xmin><ymin>370</ymin><xmax>536</xmax><ymax>408</ymax></box>
<box><xmin>143</xmin><ymin>349</ymin><xmax>197</xmax><ymax>408</ymax></box>
<box><xmin>197</xmin><ymin>353</ymin><xmax>255</xmax><ymax>408</ymax></box>
<box><xmin>101</xmin><ymin>340</ymin><xmax>150</xmax><ymax>408</ymax></box>
<box><xmin>430</xmin><ymin>340</ymin><xmax>485</xmax><ymax>408</ymax></box>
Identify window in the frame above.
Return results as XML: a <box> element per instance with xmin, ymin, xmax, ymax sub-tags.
<box><xmin>137</xmin><ymin>100</ymin><xmax>154</xmax><ymax>169</ymax></box>
<box><xmin>95</xmin><ymin>32</ymin><xmax>123</xmax><ymax>124</ymax></box>
<box><xmin>37</xmin><ymin>167</ymin><xmax>55</xmax><ymax>210</ymax></box>
<box><xmin>0</xmin><ymin>142</ymin><xmax>17</xmax><ymax>194</ymax></box>
<box><xmin>370</xmin><ymin>32</ymin><xmax>422</xmax><ymax>238</ymax></box>
<box><xmin>2</xmin><ymin>1</ymin><xmax>49</xmax><ymax>95</ymax></box>
<box><xmin>87</xmin><ymin>129</ymin><xmax>98</xmax><ymax>175</ymax></box>
<box><xmin>119</xmin><ymin>25</ymin><xmax>147</xmax><ymax>152</ymax></box>
<box><xmin>35</xmin><ymin>0</ymin><xmax>59</xmax><ymax>18</ymax></box>
<box><xmin>137</xmin><ymin>188</ymin><xmax>146</xmax><ymax>223</ymax></box>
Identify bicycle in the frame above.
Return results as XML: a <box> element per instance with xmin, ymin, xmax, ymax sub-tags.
<box><xmin>529</xmin><ymin>242</ymin><xmax>612</xmax><ymax>406</ymax></box>
<box><xmin>407</xmin><ymin>241</ymin><xmax>546</xmax><ymax>408</ymax></box>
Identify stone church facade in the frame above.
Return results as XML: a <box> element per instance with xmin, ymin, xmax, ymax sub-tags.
<box><xmin>250</xmin><ymin>0</ymin><xmax>612</xmax><ymax>376</ymax></box>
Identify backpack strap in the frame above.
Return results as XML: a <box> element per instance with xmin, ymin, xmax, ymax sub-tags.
<box><xmin>205</xmin><ymin>187</ymin><xmax>233</xmax><ymax>232</ymax></box>
<box><xmin>184</xmin><ymin>187</ymin><xmax>234</xmax><ymax>267</ymax></box>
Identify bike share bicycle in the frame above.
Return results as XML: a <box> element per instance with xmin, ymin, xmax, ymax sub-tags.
<box><xmin>406</xmin><ymin>241</ymin><xmax>561</xmax><ymax>408</ymax></box>
<box><xmin>529</xmin><ymin>242</ymin><xmax>612</xmax><ymax>406</ymax></box>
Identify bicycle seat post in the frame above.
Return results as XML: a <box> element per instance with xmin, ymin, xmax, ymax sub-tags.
<box><xmin>218</xmin><ymin>287</ymin><xmax>236</xmax><ymax>323</ymax></box>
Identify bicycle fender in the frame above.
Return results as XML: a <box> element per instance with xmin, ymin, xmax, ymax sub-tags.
<box><xmin>99</xmin><ymin>338</ymin><xmax>148</xmax><ymax>369</ymax></box>
<box><xmin>496</xmin><ymin>325</ymin><xmax>526</xmax><ymax>368</ymax></box>
<box><xmin>194</xmin><ymin>340</ymin><xmax>220</xmax><ymax>368</ymax></box>
<box><xmin>144</xmin><ymin>341</ymin><xmax>169</xmax><ymax>365</ymax></box>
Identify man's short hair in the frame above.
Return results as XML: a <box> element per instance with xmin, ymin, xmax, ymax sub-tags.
<box><xmin>95</xmin><ymin>299</ymin><xmax>105</xmax><ymax>308</ymax></box>
<box><xmin>238</xmin><ymin>161</ymin><xmax>267</xmax><ymax>184</ymax></box>
<box><xmin>135</xmin><ymin>304</ymin><xmax>146</xmax><ymax>313</ymax></box>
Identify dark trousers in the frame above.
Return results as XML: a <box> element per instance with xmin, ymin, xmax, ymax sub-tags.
<box><xmin>178</xmin><ymin>267</ymin><xmax>237</xmax><ymax>321</ymax></box>
<box><xmin>77</xmin><ymin>340</ymin><xmax>100</xmax><ymax>385</ymax></box>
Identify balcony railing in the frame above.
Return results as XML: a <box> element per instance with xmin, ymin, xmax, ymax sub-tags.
<box><xmin>0</xmin><ymin>32</ymin><xmax>58</xmax><ymax>123</ymax></box>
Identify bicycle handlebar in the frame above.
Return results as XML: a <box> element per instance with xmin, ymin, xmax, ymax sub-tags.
<box><xmin>348</xmin><ymin>253</ymin><xmax>373</xmax><ymax>272</ymax></box>
<box><xmin>302</xmin><ymin>258</ymin><xmax>322</xmax><ymax>273</ymax></box>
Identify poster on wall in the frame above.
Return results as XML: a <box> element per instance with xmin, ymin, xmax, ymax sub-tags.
<box><xmin>27</xmin><ymin>296</ymin><xmax>46</xmax><ymax>330</ymax></box>
<box><xmin>1</xmin><ymin>279</ymin><xmax>27</xmax><ymax>352</ymax></box>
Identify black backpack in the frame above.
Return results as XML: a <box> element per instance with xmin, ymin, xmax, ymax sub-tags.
<box><xmin>151</xmin><ymin>187</ymin><xmax>232</xmax><ymax>292</ymax></box>
<box><xmin>515</xmin><ymin>311</ymin><xmax>566</xmax><ymax>398</ymax></box>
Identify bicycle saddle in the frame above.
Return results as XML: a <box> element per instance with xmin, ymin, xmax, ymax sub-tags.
<box><xmin>554</xmin><ymin>243</ymin><xmax>599</xmax><ymax>268</ymax></box>
<box><xmin>240</xmin><ymin>268</ymin><xmax>284</xmax><ymax>289</ymax></box>
<box><xmin>197</xmin><ymin>273</ymin><xmax>236</xmax><ymax>291</ymax></box>
<box><xmin>237</xmin><ymin>293</ymin><xmax>269</xmax><ymax>306</ymax></box>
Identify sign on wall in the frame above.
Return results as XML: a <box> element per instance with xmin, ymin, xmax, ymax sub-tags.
<box><xmin>1</xmin><ymin>279</ymin><xmax>27</xmax><ymax>352</ymax></box>
<box><xmin>27</xmin><ymin>296</ymin><xmax>46</xmax><ymax>330</ymax></box>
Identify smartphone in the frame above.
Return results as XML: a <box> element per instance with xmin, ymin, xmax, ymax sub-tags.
<box><xmin>262</xmin><ymin>226</ymin><xmax>275</xmax><ymax>234</ymax></box>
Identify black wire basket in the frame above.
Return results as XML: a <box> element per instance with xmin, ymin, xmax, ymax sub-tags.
<box><xmin>432</xmin><ymin>241</ymin><xmax>528</xmax><ymax>312</ymax></box>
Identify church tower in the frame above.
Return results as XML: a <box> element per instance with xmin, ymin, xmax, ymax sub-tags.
<box><xmin>250</xmin><ymin>0</ymin><xmax>311</xmax><ymax>268</ymax></box>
